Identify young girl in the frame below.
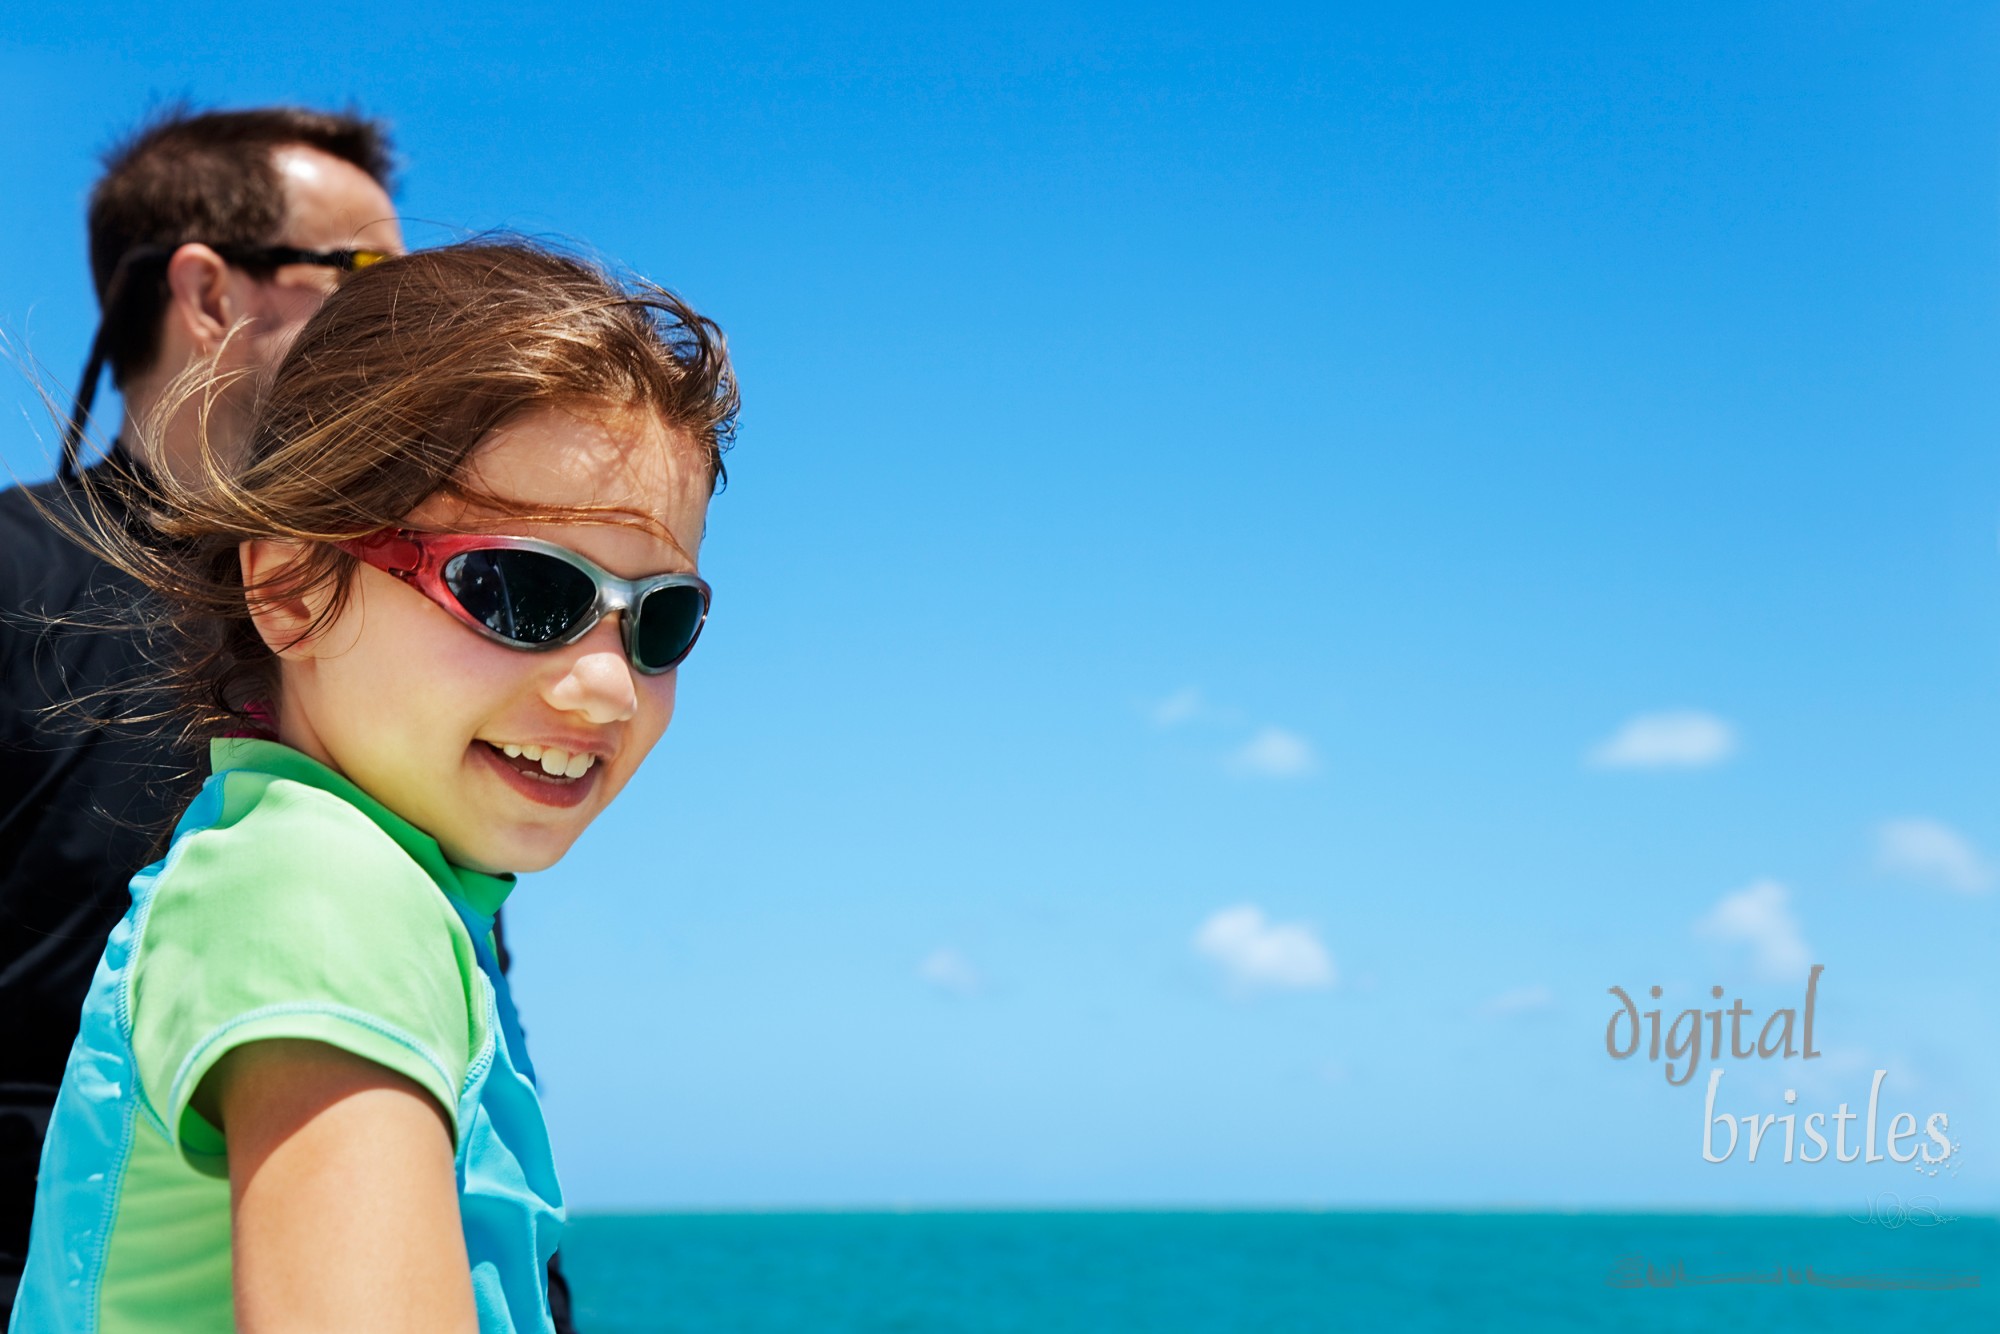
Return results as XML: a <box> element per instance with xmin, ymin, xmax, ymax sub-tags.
<box><xmin>11</xmin><ymin>242</ymin><xmax>737</xmax><ymax>1332</ymax></box>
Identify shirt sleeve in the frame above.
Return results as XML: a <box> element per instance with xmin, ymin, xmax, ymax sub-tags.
<box><xmin>129</xmin><ymin>774</ymin><xmax>484</xmax><ymax>1177</ymax></box>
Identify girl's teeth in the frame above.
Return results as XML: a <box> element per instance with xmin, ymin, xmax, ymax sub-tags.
<box><xmin>492</xmin><ymin>741</ymin><xmax>597</xmax><ymax>781</ymax></box>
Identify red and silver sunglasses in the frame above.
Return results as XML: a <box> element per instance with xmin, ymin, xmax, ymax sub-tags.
<box><xmin>340</xmin><ymin>529</ymin><xmax>711</xmax><ymax>675</ymax></box>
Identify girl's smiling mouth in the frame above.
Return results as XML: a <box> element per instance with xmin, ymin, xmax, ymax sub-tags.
<box><xmin>495</xmin><ymin>741</ymin><xmax>597</xmax><ymax>778</ymax></box>
<box><xmin>475</xmin><ymin>739</ymin><xmax>602</xmax><ymax>808</ymax></box>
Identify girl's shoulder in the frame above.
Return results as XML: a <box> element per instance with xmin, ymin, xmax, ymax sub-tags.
<box><xmin>156</xmin><ymin>766</ymin><xmax>471</xmax><ymax>946</ymax></box>
<box><xmin>128</xmin><ymin>760</ymin><xmax>490</xmax><ymax>1175</ymax></box>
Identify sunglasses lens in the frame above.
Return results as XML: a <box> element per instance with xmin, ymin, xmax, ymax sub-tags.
<box><xmin>634</xmin><ymin>584</ymin><xmax>707</xmax><ymax>671</ymax></box>
<box><xmin>443</xmin><ymin>549</ymin><xmax>597</xmax><ymax>645</ymax></box>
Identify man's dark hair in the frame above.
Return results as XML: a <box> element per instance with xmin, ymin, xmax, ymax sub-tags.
<box><xmin>87</xmin><ymin>105</ymin><xmax>395</xmax><ymax>388</ymax></box>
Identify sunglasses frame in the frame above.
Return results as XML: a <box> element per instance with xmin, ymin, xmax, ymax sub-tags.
<box><xmin>212</xmin><ymin>243</ymin><xmax>394</xmax><ymax>274</ymax></box>
<box><xmin>340</xmin><ymin>528</ymin><xmax>711</xmax><ymax>675</ymax></box>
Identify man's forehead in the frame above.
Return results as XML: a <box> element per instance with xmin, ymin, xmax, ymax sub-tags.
<box><xmin>272</xmin><ymin>144</ymin><xmax>401</xmax><ymax>251</ymax></box>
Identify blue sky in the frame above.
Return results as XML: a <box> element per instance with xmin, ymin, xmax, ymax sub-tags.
<box><xmin>2</xmin><ymin>2</ymin><xmax>1997</xmax><ymax>1210</ymax></box>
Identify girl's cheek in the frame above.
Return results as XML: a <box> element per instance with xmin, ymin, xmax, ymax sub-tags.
<box><xmin>643</xmin><ymin>674</ymin><xmax>679</xmax><ymax>733</ymax></box>
<box><xmin>428</xmin><ymin>624</ymin><xmax>531</xmax><ymax>690</ymax></box>
<box><xmin>612</xmin><ymin>679</ymin><xmax>679</xmax><ymax>779</ymax></box>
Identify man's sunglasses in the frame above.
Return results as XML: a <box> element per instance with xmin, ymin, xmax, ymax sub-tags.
<box><xmin>341</xmin><ymin>529</ymin><xmax>711</xmax><ymax>676</ymax></box>
<box><xmin>60</xmin><ymin>242</ymin><xmax>395</xmax><ymax>481</ymax></box>
<box><xmin>209</xmin><ymin>244</ymin><xmax>394</xmax><ymax>274</ymax></box>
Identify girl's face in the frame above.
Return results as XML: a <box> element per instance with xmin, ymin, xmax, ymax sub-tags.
<box><xmin>257</xmin><ymin>404</ymin><xmax>712</xmax><ymax>874</ymax></box>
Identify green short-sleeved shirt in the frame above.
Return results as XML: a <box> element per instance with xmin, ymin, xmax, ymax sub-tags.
<box><xmin>131</xmin><ymin>761</ymin><xmax>487</xmax><ymax>1173</ymax></box>
<box><xmin>12</xmin><ymin>738</ymin><xmax>565</xmax><ymax>1333</ymax></box>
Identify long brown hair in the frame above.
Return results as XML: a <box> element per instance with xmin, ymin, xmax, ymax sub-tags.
<box><xmin>71</xmin><ymin>240</ymin><xmax>738</xmax><ymax>741</ymax></box>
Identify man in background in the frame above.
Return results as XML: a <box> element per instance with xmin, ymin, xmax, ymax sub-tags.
<box><xmin>0</xmin><ymin>107</ymin><xmax>575</xmax><ymax>1330</ymax></box>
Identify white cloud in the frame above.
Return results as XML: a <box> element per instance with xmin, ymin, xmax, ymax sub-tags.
<box><xmin>1141</xmin><ymin>690</ymin><xmax>1318</xmax><ymax>779</ymax></box>
<box><xmin>1587</xmin><ymin>710</ymin><xmax>1736</xmax><ymax>770</ymax></box>
<box><xmin>1480</xmin><ymin>984</ymin><xmax>1555</xmax><ymax>1018</ymax></box>
<box><xmin>1225</xmin><ymin>726</ymin><xmax>1320</xmax><ymax>779</ymax></box>
<box><xmin>1193</xmin><ymin>904</ymin><xmax>1335</xmax><ymax>991</ymax></box>
<box><xmin>1149</xmin><ymin>686</ymin><xmax>1204</xmax><ymax>728</ymax></box>
<box><xmin>1694</xmin><ymin>879</ymin><xmax>1813</xmax><ymax>982</ymax></box>
<box><xmin>917</xmin><ymin>947</ymin><xmax>984</xmax><ymax>996</ymax></box>
<box><xmin>1876</xmin><ymin>818</ymin><xmax>1993</xmax><ymax>895</ymax></box>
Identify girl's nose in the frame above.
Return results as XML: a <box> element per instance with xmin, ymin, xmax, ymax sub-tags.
<box><xmin>543</xmin><ymin>621</ymin><xmax>639</xmax><ymax>724</ymax></box>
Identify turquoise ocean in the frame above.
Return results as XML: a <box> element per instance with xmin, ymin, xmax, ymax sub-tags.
<box><xmin>560</xmin><ymin>1211</ymin><xmax>1996</xmax><ymax>1332</ymax></box>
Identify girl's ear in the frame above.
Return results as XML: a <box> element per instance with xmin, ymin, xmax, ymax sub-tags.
<box><xmin>239</xmin><ymin>539</ymin><xmax>325</xmax><ymax>659</ymax></box>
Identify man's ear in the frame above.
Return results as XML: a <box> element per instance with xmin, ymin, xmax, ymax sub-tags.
<box><xmin>163</xmin><ymin>243</ymin><xmax>235</xmax><ymax>356</ymax></box>
<box><xmin>240</xmin><ymin>538</ymin><xmax>325</xmax><ymax>659</ymax></box>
